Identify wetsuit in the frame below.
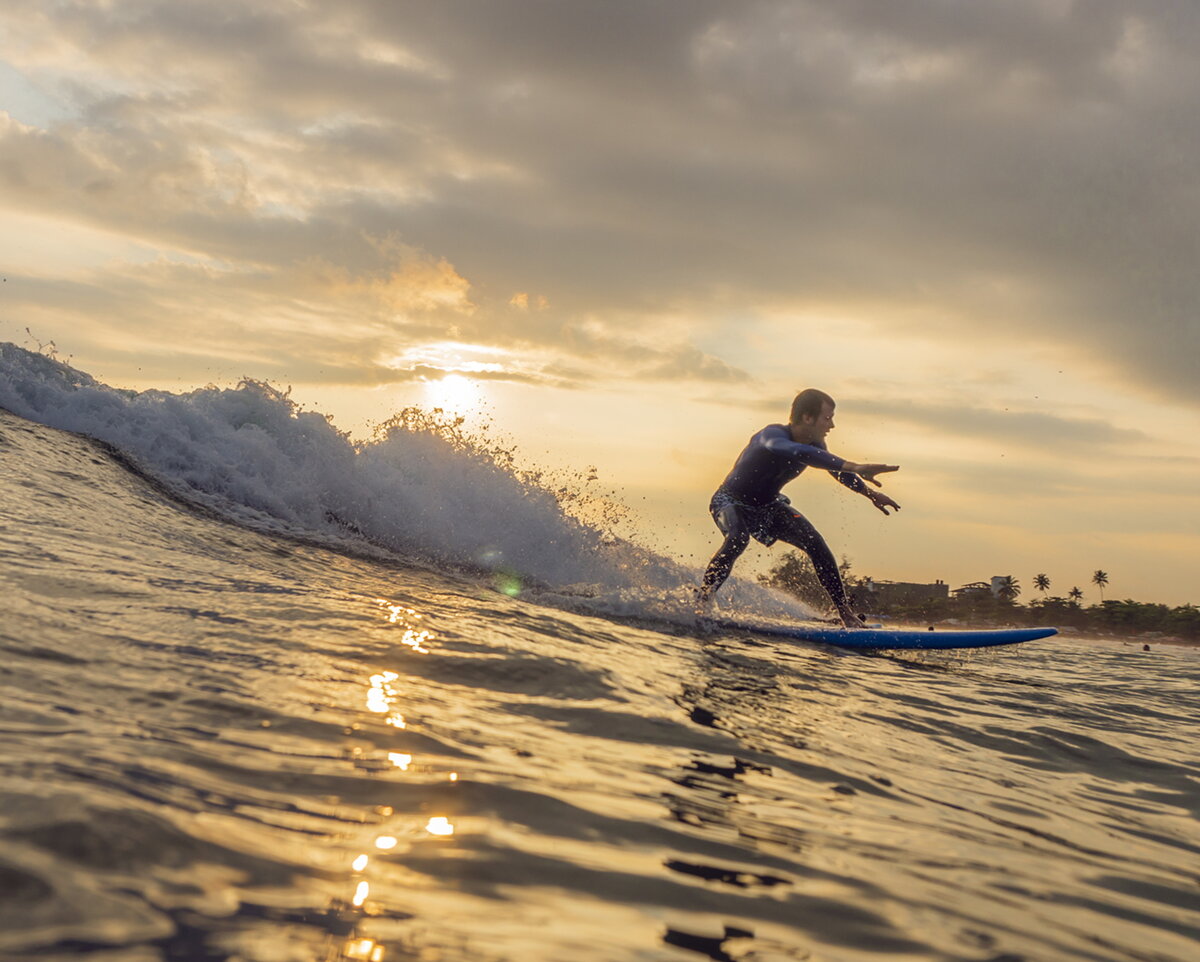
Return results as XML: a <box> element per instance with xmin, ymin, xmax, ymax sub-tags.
<box><xmin>700</xmin><ymin>424</ymin><xmax>867</xmax><ymax>603</ymax></box>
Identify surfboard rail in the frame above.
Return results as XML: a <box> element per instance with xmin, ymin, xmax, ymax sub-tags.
<box><xmin>715</xmin><ymin>621</ymin><xmax>1058</xmax><ymax>650</ymax></box>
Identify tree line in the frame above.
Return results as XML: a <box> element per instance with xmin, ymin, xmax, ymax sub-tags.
<box><xmin>761</xmin><ymin>554</ymin><xmax>1200</xmax><ymax>641</ymax></box>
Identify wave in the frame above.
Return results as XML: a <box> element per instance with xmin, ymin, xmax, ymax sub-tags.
<box><xmin>0</xmin><ymin>342</ymin><xmax>808</xmax><ymax>621</ymax></box>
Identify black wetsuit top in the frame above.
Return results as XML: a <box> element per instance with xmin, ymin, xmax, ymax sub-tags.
<box><xmin>716</xmin><ymin>424</ymin><xmax>868</xmax><ymax>505</ymax></box>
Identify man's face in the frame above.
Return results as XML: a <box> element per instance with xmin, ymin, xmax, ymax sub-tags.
<box><xmin>806</xmin><ymin>402</ymin><xmax>836</xmax><ymax>441</ymax></box>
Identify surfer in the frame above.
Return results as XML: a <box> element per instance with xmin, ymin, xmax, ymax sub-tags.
<box><xmin>696</xmin><ymin>389</ymin><xmax>900</xmax><ymax>628</ymax></box>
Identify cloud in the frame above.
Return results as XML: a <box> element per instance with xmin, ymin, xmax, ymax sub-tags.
<box><xmin>847</xmin><ymin>398</ymin><xmax>1151</xmax><ymax>452</ymax></box>
<box><xmin>639</xmin><ymin>344</ymin><xmax>751</xmax><ymax>383</ymax></box>
<box><xmin>1</xmin><ymin>1</ymin><xmax>1199</xmax><ymax>401</ymax></box>
<box><xmin>730</xmin><ymin>392</ymin><xmax>1150</xmax><ymax>455</ymax></box>
<box><xmin>353</xmin><ymin>363</ymin><xmax>566</xmax><ymax>388</ymax></box>
<box><xmin>0</xmin><ymin>252</ymin><xmax>748</xmax><ymax>391</ymax></box>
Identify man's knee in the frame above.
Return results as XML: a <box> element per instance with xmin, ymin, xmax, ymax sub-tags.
<box><xmin>715</xmin><ymin>505</ymin><xmax>752</xmax><ymax>547</ymax></box>
<box><xmin>776</xmin><ymin>513</ymin><xmax>822</xmax><ymax>552</ymax></box>
<box><xmin>722</xmin><ymin>531</ymin><xmax>750</xmax><ymax>556</ymax></box>
<box><xmin>714</xmin><ymin>503</ymin><xmax>744</xmax><ymax>535</ymax></box>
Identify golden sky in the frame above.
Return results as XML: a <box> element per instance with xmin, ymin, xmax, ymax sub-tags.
<box><xmin>1</xmin><ymin>1</ymin><xmax>1197</xmax><ymax>605</ymax></box>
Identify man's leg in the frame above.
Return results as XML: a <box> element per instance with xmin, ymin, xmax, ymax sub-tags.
<box><xmin>771</xmin><ymin>508</ymin><xmax>859</xmax><ymax>627</ymax></box>
<box><xmin>698</xmin><ymin>504</ymin><xmax>750</xmax><ymax>604</ymax></box>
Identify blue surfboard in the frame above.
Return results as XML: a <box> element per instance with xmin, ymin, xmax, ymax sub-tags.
<box><xmin>715</xmin><ymin>621</ymin><xmax>1057</xmax><ymax>651</ymax></box>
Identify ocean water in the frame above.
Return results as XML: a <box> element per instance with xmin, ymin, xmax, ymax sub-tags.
<box><xmin>2</xmin><ymin>344</ymin><xmax>1198</xmax><ymax>962</ymax></box>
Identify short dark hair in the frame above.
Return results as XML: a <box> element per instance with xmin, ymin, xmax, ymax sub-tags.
<box><xmin>790</xmin><ymin>388</ymin><xmax>835</xmax><ymax>425</ymax></box>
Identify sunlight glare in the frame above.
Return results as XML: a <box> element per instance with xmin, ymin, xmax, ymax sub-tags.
<box><xmin>400</xmin><ymin>628</ymin><xmax>432</xmax><ymax>653</ymax></box>
<box><xmin>343</xmin><ymin>938</ymin><xmax>383</xmax><ymax>961</ymax></box>
<box><xmin>424</xmin><ymin>373</ymin><xmax>483</xmax><ymax>415</ymax></box>
<box><xmin>366</xmin><ymin>671</ymin><xmax>406</xmax><ymax>729</ymax></box>
<box><xmin>375</xmin><ymin>600</ymin><xmax>433</xmax><ymax>652</ymax></box>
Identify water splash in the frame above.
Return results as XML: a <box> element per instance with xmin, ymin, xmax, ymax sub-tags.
<box><xmin>2</xmin><ymin>343</ymin><xmax>801</xmax><ymax>620</ymax></box>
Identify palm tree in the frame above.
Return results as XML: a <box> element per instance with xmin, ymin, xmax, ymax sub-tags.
<box><xmin>996</xmin><ymin>575</ymin><xmax>1021</xmax><ymax>603</ymax></box>
<box><xmin>1092</xmin><ymin>569</ymin><xmax>1109</xmax><ymax>602</ymax></box>
<box><xmin>1068</xmin><ymin>586</ymin><xmax>1084</xmax><ymax>605</ymax></box>
<box><xmin>1034</xmin><ymin>573</ymin><xmax>1051</xmax><ymax>594</ymax></box>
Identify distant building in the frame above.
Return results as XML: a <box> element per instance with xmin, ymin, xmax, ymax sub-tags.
<box><xmin>953</xmin><ymin>577</ymin><xmax>1010</xmax><ymax>600</ymax></box>
<box><xmin>858</xmin><ymin>578</ymin><xmax>949</xmax><ymax>607</ymax></box>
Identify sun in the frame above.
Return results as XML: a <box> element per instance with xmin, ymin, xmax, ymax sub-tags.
<box><xmin>424</xmin><ymin>373</ymin><xmax>483</xmax><ymax>414</ymax></box>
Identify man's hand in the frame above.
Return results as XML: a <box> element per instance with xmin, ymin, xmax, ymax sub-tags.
<box><xmin>866</xmin><ymin>489</ymin><xmax>901</xmax><ymax>516</ymax></box>
<box><xmin>845</xmin><ymin>462</ymin><xmax>899</xmax><ymax>487</ymax></box>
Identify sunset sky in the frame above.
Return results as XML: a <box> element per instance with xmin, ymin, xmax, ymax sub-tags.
<box><xmin>2</xmin><ymin>1</ymin><xmax>1197</xmax><ymax>606</ymax></box>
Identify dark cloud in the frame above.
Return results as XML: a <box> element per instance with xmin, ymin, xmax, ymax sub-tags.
<box><xmin>2</xmin><ymin>1</ymin><xmax>1198</xmax><ymax>399</ymax></box>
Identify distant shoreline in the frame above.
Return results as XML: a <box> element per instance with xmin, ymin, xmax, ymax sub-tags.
<box><xmin>881</xmin><ymin>617</ymin><xmax>1200</xmax><ymax>649</ymax></box>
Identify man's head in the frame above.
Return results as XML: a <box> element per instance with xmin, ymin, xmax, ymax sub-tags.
<box><xmin>789</xmin><ymin>388</ymin><xmax>836</xmax><ymax>443</ymax></box>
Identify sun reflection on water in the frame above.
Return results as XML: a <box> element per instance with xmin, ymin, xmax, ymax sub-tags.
<box><xmin>366</xmin><ymin>671</ymin><xmax>405</xmax><ymax>728</ymax></box>
<box><xmin>339</xmin><ymin>600</ymin><xmax>465</xmax><ymax>959</ymax></box>
<box><xmin>374</xmin><ymin>599</ymin><xmax>434</xmax><ymax>653</ymax></box>
<box><xmin>341</xmin><ymin>938</ymin><xmax>385</xmax><ymax>961</ymax></box>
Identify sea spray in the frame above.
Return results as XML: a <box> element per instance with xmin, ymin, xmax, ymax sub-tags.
<box><xmin>0</xmin><ymin>342</ymin><xmax>806</xmax><ymax>621</ymax></box>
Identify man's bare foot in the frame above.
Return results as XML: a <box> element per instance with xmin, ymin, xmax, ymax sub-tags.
<box><xmin>693</xmin><ymin>588</ymin><xmax>714</xmax><ymax>617</ymax></box>
<box><xmin>839</xmin><ymin>611</ymin><xmax>868</xmax><ymax>629</ymax></box>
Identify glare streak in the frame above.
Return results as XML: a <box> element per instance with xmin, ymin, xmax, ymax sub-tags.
<box><xmin>366</xmin><ymin>670</ymin><xmax>406</xmax><ymax>728</ymax></box>
<box><xmin>375</xmin><ymin>600</ymin><xmax>433</xmax><ymax>652</ymax></box>
<box><xmin>343</xmin><ymin>938</ymin><xmax>381</xmax><ymax>961</ymax></box>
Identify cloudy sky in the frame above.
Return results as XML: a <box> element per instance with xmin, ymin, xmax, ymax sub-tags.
<box><xmin>2</xmin><ymin>0</ymin><xmax>1198</xmax><ymax>605</ymax></box>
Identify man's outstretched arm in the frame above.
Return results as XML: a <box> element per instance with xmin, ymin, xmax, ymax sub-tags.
<box><xmin>761</xmin><ymin>432</ymin><xmax>847</xmax><ymax>471</ymax></box>
<box><xmin>863</xmin><ymin>488</ymin><xmax>901</xmax><ymax>515</ymax></box>
<box><xmin>832</xmin><ymin>466</ymin><xmax>901</xmax><ymax>515</ymax></box>
<box><xmin>762</xmin><ymin>429</ymin><xmax>899</xmax><ymax>481</ymax></box>
<box><xmin>840</xmin><ymin>461</ymin><xmax>899</xmax><ymax>486</ymax></box>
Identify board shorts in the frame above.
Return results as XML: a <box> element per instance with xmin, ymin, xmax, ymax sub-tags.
<box><xmin>708</xmin><ymin>487</ymin><xmax>797</xmax><ymax>547</ymax></box>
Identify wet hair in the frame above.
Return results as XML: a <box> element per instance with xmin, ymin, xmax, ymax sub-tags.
<box><xmin>789</xmin><ymin>388</ymin><xmax>835</xmax><ymax>425</ymax></box>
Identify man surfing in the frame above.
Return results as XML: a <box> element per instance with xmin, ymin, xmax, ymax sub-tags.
<box><xmin>697</xmin><ymin>389</ymin><xmax>900</xmax><ymax>628</ymax></box>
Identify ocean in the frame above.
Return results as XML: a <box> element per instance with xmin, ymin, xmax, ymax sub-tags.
<box><xmin>2</xmin><ymin>343</ymin><xmax>1198</xmax><ymax>962</ymax></box>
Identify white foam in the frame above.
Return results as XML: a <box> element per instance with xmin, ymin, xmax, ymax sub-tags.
<box><xmin>0</xmin><ymin>342</ymin><xmax>812</xmax><ymax>619</ymax></box>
